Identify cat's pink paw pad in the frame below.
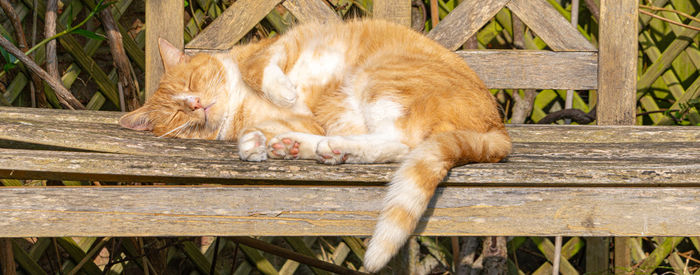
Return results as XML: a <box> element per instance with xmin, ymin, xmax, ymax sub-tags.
<box><xmin>238</xmin><ymin>131</ymin><xmax>267</xmax><ymax>162</ymax></box>
<box><xmin>315</xmin><ymin>138</ymin><xmax>347</xmax><ymax>165</ymax></box>
<box><xmin>268</xmin><ymin>137</ymin><xmax>301</xmax><ymax>160</ymax></box>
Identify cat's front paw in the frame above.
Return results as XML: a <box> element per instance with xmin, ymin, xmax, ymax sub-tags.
<box><xmin>268</xmin><ymin>137</ymin><xmax>301</xmax><ymax>160</ymax></box>
<box><xmin>315</xmin><ymin>138</ymin><xmax>348</xmax><ymax>165</ymax></box>
<box><xmin>238</xmin><ymin>131</ymin><xmax>267</xmax><ymax>162</ymax></box>
<box><xmin>262</xmin><ymin>75</ymin><xmax>297</xmax><ymax>108</ymax></box>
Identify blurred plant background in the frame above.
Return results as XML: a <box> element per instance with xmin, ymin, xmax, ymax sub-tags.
<box><xmin>0</xmin><ymin>0</ymin><xmax>699</xmax><ymax>274</ymax></box>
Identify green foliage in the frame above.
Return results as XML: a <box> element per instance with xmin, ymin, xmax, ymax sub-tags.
<box><xmin>0</xmin><ymin>37</ymin><xmax>18</xmax><ymax>72</ymax></box>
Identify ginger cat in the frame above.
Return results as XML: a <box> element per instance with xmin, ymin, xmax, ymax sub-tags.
<box><xmin>120</xmin><ymin>19</ymin><xmax>511</xmax><ymax>272</ymax></box>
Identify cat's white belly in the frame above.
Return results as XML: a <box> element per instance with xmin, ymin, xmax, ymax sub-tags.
<box><xmin>327</xmin><ymin>73</ymin><xmax>406</xmax><ymax>142</ymax></box>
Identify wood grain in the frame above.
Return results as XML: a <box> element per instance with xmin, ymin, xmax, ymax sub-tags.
<box><xmin>1</xmin><ymin>110</ymin><xmax>697</xmax><ymax>186</ymax></box>
<box><xmin>373</xmin><ymin>0</ymin><xmax>412</xmax><ymax>26</ymax></box>
<box><xmin>596</xmin><ymin>0</ymin><xmax>637</xmax><ymax>125</ymax></box>
<box><xmin>185</xmin><ymin>0</ymin><xmax>281</xmax><ymax>50</ymax></box>
<box><xmin>1</xmin><ymin>109</ymin><xmax>697</xmax><ymax>184</ymax></box>
<box><xmin>1</xmin><ymin>107</ymin><xmax>698</xmax><ymax>154</ymax></box>
<box><xmin>282</xmin><ymin>0</ymin><xmax>340</xmax><ymax>24</ymax></box>
<box><xmin>1</xmin><ymin>186</ymin><xmax>700</xmax><ymax>237</ymax></box>
<box><xmin>1</xmin><ymin>144</ymin><xmax>698</xmax><ymax>185</ymax></box>
<box><xmin>0</xmin><ymin>108</ymin><xmax>698</xmax><ymax>238</ymax></box>
<box><xmin>506</xmin><ymin>0</ymin><xmax>596</xmax><ymax>51</ymax></box>
<box><xmin>458</xmin><ymin>50</ymin><xmax>597</xmax><ymax>89</ymax></box>
<box><xmin>426</xmin><ymin>0</ymin><xmax>509</xmax><ymax>51</ymax></box>
<box><xmin>146</xmin><ymin>0</ymin><xmax>183</xmax><ymax>99</ymax></box>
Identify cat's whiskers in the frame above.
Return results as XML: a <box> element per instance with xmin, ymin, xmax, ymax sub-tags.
<box><xmin>158</xmin><ymin>120</ymin><xmax>191</xmax><ymax>138</ymax></box>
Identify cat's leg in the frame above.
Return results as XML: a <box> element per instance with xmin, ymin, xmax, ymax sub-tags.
<box><xmin>315</xmin><ymin>135</ymin><xmax>410</xmax><ymax>165</ymax></box>
<box><xmin>268</xmin><ymin>132</ymin><xmax>409</xmax><ymax>164</ymax></box>
<box><xmin>238</xmin><ymin>116</ymin><xmax>324</xmax><ymax>161</ymax></box>
<box><xmin>239</xmin><ymin>44</ymin><xmax>298</xmax><ymax>108</ymax></box>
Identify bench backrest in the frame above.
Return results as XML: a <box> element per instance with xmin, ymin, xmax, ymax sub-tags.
<box><xmin>144</xmin><ymin>0</ymin><xmax>638</xmax><ymax>126</ymax></box>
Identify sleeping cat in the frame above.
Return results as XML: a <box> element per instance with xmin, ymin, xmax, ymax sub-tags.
<box><xmin>120</xmin><ymin>19</ymin><xmax>511</xmax><ymax>272</ymax></box>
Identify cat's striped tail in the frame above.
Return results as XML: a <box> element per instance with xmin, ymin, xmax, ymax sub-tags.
<box><xmin>363</xmin><ymin>128</ymin><xmax>511</xmax><ymax>272</ymax></box>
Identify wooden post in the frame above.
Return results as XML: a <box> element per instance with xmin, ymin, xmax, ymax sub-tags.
<box><xmin>145</xmin><ymin>0</ymin><xmax>183</xmax><ymax>99</ymax></box>
<box><xmin>0</xmin><ymin>239</ymin><xmax>16</xmax><ymax>275</ymax></box>
<box><xmin>596</xmin><ymin>1</ymin><xmax>638</xmax><ymax>273</ymax></box>
<box><xmin>373</xmin><ymin>0</ymin><xmax>412</xmax><ymax>26</ymax></box>
<box><xmin>585</xmin><ymin>237</ymin><xmax>610</xmax><ymax>274</ymax></box>
<box><xmin>596</xmin><ymin>0</ymin><xmax>638</xmax><ymax>125</ymax></box>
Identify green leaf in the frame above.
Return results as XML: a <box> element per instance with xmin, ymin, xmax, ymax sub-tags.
<box><xmin>72</xmin><ymin>29</ymin><xmax>105</xmax><ymax>40</ymax></box>
<box><xmin>184</xmin><ymin>0</ymin><xmax>189</xmax><ymax>8</ymax></box>
<box><xmin>2</xmin><ymin>63</ymin><xmax>15</xmax><ymax>71</ymax></box>
<box><xmin>67</xmin><ymin>4</ymin><xmax>74</xmax><ymax>28</ymax></box>
<box><xmin>0</xmin><ymin>45</ymin><xmax>17</xmax><ymax>72</ymax></box>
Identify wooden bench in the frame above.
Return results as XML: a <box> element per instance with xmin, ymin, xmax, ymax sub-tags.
<box><xmin>1</xmin><ymin>0</ymin><xmax>699</xmax><ymax>273</ymax></box>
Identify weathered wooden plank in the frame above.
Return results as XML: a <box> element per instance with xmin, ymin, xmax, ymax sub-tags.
<box><xmin>0</xmin><ymin>147</ymin><xmax>697</xmax><ymax>185</ymax></box>
<box><xmin>506</xmin><ymin>0</ymin><xmax>596</xmax><ymax>51</ymax></box>
<box><xmin>185</xmin><ymin>0</ymin><xmax>281</xmax><ymax>50</ymax></box>
<box><xmin>426</xmin><ymin>0</ymin><xmax>509</xmax><ymax>51</ymax></box>
<box><xmin>372</xmin><ymin>0</ymin><xmax>411</xmax><ymax>26</ymax></box>
<box><xmin>182</xmin><ymin>48</ymin><xmax>597</xmax><ymax>89</ymax></box>
<box><xmin>458</xmin><ymin>50</ymin><xmax>597</xmax><ymax>89</ymax></box>
<box><xmin>505</xmin><ymin>125</ymin><xmax>700</xmax><ymax>143</ymax></box>
<box><xmin>1</xmin><ymin>186</ymin><xmax>699</xmax><ymax>236</ymax></box>
<box><xmin>0</xmin><ymin>107</ymin><xmax>119</xmax><ymax>124</ymax></box>
<box><xmin>1</xmin><ymin>108</ymin><xmax>698</xmax><ymax>148</ymax></box>
<box><xmin>146</xmin><ymin>0</ymin><xmax>183</xmax><ymax>99</ymax></box>
<box><xmin>596</xmin><ymin>0</ymin><xmax>637</xmax><ymax>125</ymax></box>
<box><xmin>282</xmin><ymin>0</ymin><xmax>340</xmax><ymax>24</ymax></box>
<box><xmin>0</xmin><ymin>117</ymin><xmax>239</xmax><ymax>158</ymax></box>
<box><xmin>2</xmin><ymin>116</ymin><xmax>698</xmax><ymax>161</ymax></box>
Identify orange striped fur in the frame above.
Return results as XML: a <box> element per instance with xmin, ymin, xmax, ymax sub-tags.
<box><xmin>119</xmin><ymin>19</ymin><xmax>511</xmax><ymax>272</ymax></box>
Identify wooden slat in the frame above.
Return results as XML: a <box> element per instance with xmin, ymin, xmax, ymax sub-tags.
<box><xmin>458</xmin><ymin>50</ymin><xmax>597</xmax><ymax>89</ymax></box>
<box><xmin>0</xmin><ymin>107</ymin><xmax>119</xmax><ymax>124</ymax></box>
<box><xmin>146</xmin><ymin>0</ymin><xmax>183</xmax><ymax>99</ymax></box>
<box><xmin>185</xmin><ymin>0</ymin><xmax>282</xmax><ymax>50</ymax></box>
<box><xmin>1</xmin><ymin>186</ymin><xmax>700</xmax><ymax>236</ymax></box>
<box><xmin>181</xmin><ymin>48</ymin><xmax>597</xmax><ymax>89</ymax></box>
<box><xmin>282</xmin><ymin>0</ymin><xmax>340</xmax><ymax>24</ymax></box>
<box><xmin>0</xmin><ymin>108</ymin><xmax>697</xmax><ymax>184</ymax></box>
<box><xmin>372</xmin><ymin>0</ymin><xmax>411</xmax><ymax>26</ymax></box>
<box><xmin>426</xmin><ymin>0</ymin><xmax>509</xmax><ymax>51</ymax></box>
<box><xmin>1</xmin><ymin>147</ymin><xmax>698</xmax><ymax>185</ymax></box>
<box><xmin>0</xmin><ymin>116</ymin><xmax>239</xmax><ymax>158</ymax></box>
<box><xmin>506</xmin><ymin>0</ymin><xmax>596</xmax><ymax>51</ymax></box>
<box><xmin>1</xmin><ymin>107</ymin><xmax>698</xmax><ymax>148</ymax></box>
<box><xmin>596</xmin><ymin>0</ymin><xmax>638</xmax><ymax>125</ymax></box>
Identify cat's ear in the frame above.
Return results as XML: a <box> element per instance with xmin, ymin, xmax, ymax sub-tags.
<box><xmin>119</xmin><ymin>107</ymin><xmax>154</xmax><ymax>131</ymax></box>
<box><xmin>158</xmin><ymin>38</ymin><xmax>188</xmax><ymax>72</ymax></box>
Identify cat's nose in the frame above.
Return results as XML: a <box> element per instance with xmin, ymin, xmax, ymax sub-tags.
<box><xmin>186</xmin><ymin>96</ymin><xmax>203</xmax><ymax>111</ymax></box>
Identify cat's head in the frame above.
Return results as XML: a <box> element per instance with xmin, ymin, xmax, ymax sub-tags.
<box><xmin>120</xmin><ymin>39</ymin><xmax>238</xmax><ymax>139</ymax></box>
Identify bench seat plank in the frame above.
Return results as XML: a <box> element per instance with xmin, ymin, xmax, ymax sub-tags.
<box><xmin>1</xmin><ymin>148</ymin><xmax>698</xmax><ymax>185</ymax></box>
<box><xmin>1</xmin><ymin>107</ymin><xmax>698</xmax><ymax>185</ymax></box>
<box><xmin>1</xmin><ymin>186</ymin><xmax>699</xmax><ymax>237</ymax></box>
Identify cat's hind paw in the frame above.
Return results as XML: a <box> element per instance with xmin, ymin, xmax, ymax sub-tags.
<box><xmin>238</xmin><ymin>131</ymin><xmax>267</xmax><ymax>162</ymax></box>
<box><xmin>268</xmin><ymin>137</ymin><xmax>301</xmax><ymax>160</ymax></box>
<box><xmin>315</xmin><ymin>138</ymin><xmax>348</xmax><ymax>165</ymax></box>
